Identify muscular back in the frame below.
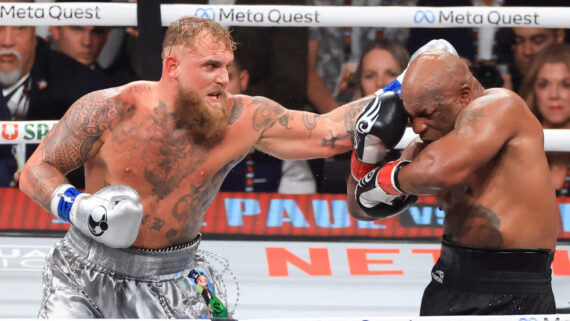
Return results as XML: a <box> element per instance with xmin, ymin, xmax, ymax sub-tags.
<box><xmin>402</xmin><ymin>89</ymin><xmax>558</xmax><ymax>250</ymax></box>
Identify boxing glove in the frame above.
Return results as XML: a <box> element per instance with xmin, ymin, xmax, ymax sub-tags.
<box><xmin>374</xmin><ymin>39</ymin><xmax>459</xmax><ymax>96</ymax></box>
<box><xmin>352</xmin><ymin>91</ymin><xmax>407</xmax><ymax>180</ymax></box>
<box><xmin>355</xmin><ymin>160</ymin><xmax>418</xmax><ymax>219</ymax></box>
<box><xmin>51</xmin><ymin>184</ymin><xmax>143</xmax><ymax>248</ymax></box>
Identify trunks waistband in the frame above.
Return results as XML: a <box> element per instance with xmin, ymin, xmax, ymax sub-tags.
<box><xmin>64</xmin><ymin>226</ymin><xmax>200</xmax><ymax>279</ymax></box>
<box><xmin>440</xmin><ymin>237</ymin><xmax>554</xmax><ymax>273</ymax></box>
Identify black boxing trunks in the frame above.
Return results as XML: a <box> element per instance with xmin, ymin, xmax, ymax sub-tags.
<box><xmin>420</xmin><ymin>236</ymin><xmax>555</xmax><ymax>315</ymax></box>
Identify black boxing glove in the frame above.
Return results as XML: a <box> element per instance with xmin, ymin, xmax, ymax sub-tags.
<box><xmin>351</xmin><ymin>91</ymin><xmax>408</xmax><ymax>180</ymax></box>
<box><xmin>355</xmin><ymin>160</ymin><xmax>418</xmax><ymax>219</ymax></box>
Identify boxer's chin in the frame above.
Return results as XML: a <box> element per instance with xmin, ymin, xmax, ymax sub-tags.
<box><xmin>174</xmin><ymin>88</ymin><xmax>230</xmax><ymax>148</ymax></box>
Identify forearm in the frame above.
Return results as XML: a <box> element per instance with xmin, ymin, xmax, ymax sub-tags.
<box><xmin>346</xmin><ymin>177</ymin><xmax>376</xmax><ymax>221</ymax></box>
<box><xmin>20</xmin><ymin>161</ymin><xmax>70</xmax><ymax>211</ymax></box>
<box><xmin>396</xmin><ymin>160</ymin><xmax>446</xmax><ymax>196</ymax></box>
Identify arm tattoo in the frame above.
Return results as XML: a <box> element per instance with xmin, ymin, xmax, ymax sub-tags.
<box><xmin>321</xmin><ymin>129</ymin><xmax>352</xmax><ymax>149</ymax></box>
<box><xmin>302</xmin><ymin>113</ymin><xmax>318</xmax><ymax>138</ymax></box>
<box><xmin>455</xmin><ymin>108</ymin><xmax>485</xmax><ymax>136</ymax></box>
<box><xmin>251</xmin><ymin>97</ymin><xmax>291</xmax><ymax>131</ymax></box>
<box><xmin>229</xmin><ymin>98</ymin><xmax>244</xmax><ymax>124</ymax></box>
<box><xmin>344</xmin><ymin>97</ymin><xmax>374</xmax><ymax>135</ymax></box>
<box><xmin>42</xmin><ymin>91</ymin><xmax>126</xmax><ymax>173</ymax></box>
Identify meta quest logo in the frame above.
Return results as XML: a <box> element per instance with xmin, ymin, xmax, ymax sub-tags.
<box><xmin>413</xmin><ymin>8</ymin><xmax>541</xmax><ymax>26</ymax></box>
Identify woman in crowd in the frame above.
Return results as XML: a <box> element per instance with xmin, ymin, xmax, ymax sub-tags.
<box><xmin>354</xmin><ymin>37</ymin><xmax>410</xmax><ymax>98</ymax></box>
<box><xmin>520</xmin><ymin>43</ymin><xmax>570</xmax><ymax>196</ymax></box>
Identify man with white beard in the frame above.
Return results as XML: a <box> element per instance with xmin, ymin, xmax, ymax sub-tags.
<box><xmin>0</xmin><ymin>25</ymin><xmax>108</xmax><ymax>186</ymax></box>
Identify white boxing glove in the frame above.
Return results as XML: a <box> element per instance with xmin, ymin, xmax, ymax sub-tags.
<box><xmin>51</xmin><ymin>184</ymin><xmax>143</xmax><ymax>248</ymax></box>
<box><xmin>374</xmin><ymin>39</ymin><xmax>459</xmax><ymax>96</ymax></box>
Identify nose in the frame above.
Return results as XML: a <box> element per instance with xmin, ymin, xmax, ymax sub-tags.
<box><xmin>81</xmin><ymin>31</ymin><xmax>92</xmax><ymax>47</ymax></box>
<box><xmin>377</xmin><ymin>76</ymin><xmax>388</xmax><ymax>91</ymax></box>
<box><xmin>521</xmin><ymin>41</ymin><xmax>534</xmax><ymax>56</ymax></box>
<box><xmin>218</xmin><ymin>67</ymin><xmax>230</xmax><ymax>86</ymax></box>
<box><xmin>0</xmin><ymin>27</ymin><xmax>16</xmax><ymax>48</ymax></box>
<box><xmin>548</xmin><ymin>83</ymin><xmax>560</xmax><ymax>99</ymax></box>
<box><xmin>412</xmin><ymin>118</ymin><xmax>427</xmax><ymax>136</ymax></box>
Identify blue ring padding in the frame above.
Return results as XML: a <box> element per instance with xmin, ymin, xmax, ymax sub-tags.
<box><xmin>57</xmin><ymin>187</ymin><xmax>82</xmax><ymax>222</ymax></box>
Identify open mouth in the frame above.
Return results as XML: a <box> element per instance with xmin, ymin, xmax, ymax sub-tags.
<box><xmin>207</xmin><ymin>91</ymin><xmax>222</xmax><ymax>103</ymax></box>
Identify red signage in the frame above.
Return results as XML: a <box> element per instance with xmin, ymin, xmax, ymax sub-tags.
<box><xmin>1</xmin><ymin>188</ymin><xmax>569</xmax><ymax>240</ymax></box>
<box><xmin>1</xmin><ymin>123</ymin><xmax>18</xmax><ymax>140</ymax></box>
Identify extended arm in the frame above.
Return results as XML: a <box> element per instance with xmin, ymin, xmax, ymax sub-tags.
<box><xmin>250</xmin><ymin>95</ymin><xmax>373</xmax><ymax>160</ymax></box>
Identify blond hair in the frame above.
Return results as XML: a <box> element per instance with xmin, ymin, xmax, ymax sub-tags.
<box><xmin>162</xmin><ymin>16</ymin><xmax>235</xmax><ymax>58</ymax></box>
<box><xmin>520</xmin><ymin>43</ymin><xmax>570</xmax><ymax>122</ymax></box>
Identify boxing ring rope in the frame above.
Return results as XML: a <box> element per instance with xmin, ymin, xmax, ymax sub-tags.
<box><xmin>1</xmin><ymin>2</ymin><xmax>570</xmax><ymax>28</ymax></box>
<box><xmin>0</xmin><ymin>121</ymin><xmax>568</xmax><ymax>151</ymax></box>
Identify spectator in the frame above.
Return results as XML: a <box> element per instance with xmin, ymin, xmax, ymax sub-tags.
<box><xmin>49</xmin><ymin>25</ymin><xmax>111</xmax><ymax>70</ymax></box>
<box><xmin>520</xmin><ymin>43</ymin><xmax>570</xmax><ymax>196</ymax></box>
<box><xmin>0</xmin><ymin>91</ymin><xmax>17</xmax><ymax>187</ymax></box>
<box><xmin>354</xmin><ymin>37</ymin><xmax>410</xmax><ymax>98</ymax></box>
<box><xmin>0</xmin><ymin>25</ymin><xmax>108</xmax><ymax>187</ymax></box>
<box><xmin>221</xmin><ymin>48</ymin><xmax>316</xmax><ymax>193</ymax></box>
<box><xmin>318</xmin><ymin>38</ymin><xmax>410</xmax><ymax>194</ymax></box>
<box><xmin>496</xmin><ymin>0</ymin><xmax>567</xmax><ymax>93</ymax></box>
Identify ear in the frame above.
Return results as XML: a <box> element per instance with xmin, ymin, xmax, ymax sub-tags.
<box><xmin>460</xmin><ymin>85</ymin><xmax>472</xmax><ymax>106</ymax></box>
<box><xmin>239</xmin><ymin>69</ymin><xmax>250</xmax><ymax>92</ymax></box>
<box><xmin>164</xmin><ymin>55</ymin><xmax>179</xmax><ymax>79</ymax></box>
<box><xmin>555</xmin><ymin>29</ymin><xmax>566</xmax><ymax>44</ymax></box>
<box><xmin>49</xmin><ymin>26</ymin><xmax>60</xmax><ymax>41</ymax></box>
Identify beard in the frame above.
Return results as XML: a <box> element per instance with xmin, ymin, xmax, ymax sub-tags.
<box><xmin>174</xmin><ymin>87</ymin><xmax>230</xmax><ymax>149</ymax></box>
<box><xmin>0</xmin><ymin>49</ymin><xmax>23</xmax><ymax>87</ymax></box>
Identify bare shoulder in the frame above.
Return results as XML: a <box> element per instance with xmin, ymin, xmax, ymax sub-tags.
<box><xmin>472</xmin><ymin>88</ymin><xmax>527</xmax><ymax>114</ymax></box>
<box><xmin>457</xmin><ymin>88</ymin><xmax>525</xmax><ymax>125</ymax></box>
<box><xmin>63</xmin><ymin>82</ymin><xmax>150</xmax><ymax>133</ymax></box>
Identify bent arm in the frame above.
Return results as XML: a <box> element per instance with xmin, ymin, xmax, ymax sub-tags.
<box><xmin>397</xmin><ymin>93</ymin><xmax>519</xmax><ymax>195</ymax></box>
<box><xmin>19</xmin><ymin>89</ymin><xmax>120</xmax><ymax>210</ymax></box>
<box><xmin>251</xmin><ymin>95</ymin><xmax>374</xmax><ymax>160</ymax></box>
<box><xmin>347</xmin><ymin>139</ymin><xmax>424</xmax><ymax>221</ymax></box>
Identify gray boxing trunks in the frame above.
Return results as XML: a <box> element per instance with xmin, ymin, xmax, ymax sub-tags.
<box><xmin>38</xmin><ymin>226</ymin><xmax>229</xmax><ymax>319</ymax></box>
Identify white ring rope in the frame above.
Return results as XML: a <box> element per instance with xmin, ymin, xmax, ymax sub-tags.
<box><xmin>1</xmin><ymin>2</ymin><xmax>570</xmax><ymax>28</ymax></box>
<box><xmin>0</xmin><ymin>121</ymin><xmax>568</xmax><ymax>152</ymax></box>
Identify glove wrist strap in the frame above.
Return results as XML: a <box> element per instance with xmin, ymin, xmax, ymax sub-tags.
<box><xmin>351</xmin><ymin>151</ymin><xmax>378</xmax><ymax>181</ymax></box>
<box><xmin>376</xmin><ymin>160</ymin><xmax>410</xmax><ymax>196</ymax></box>
<box><xmin>50</xmin><ymin>184</ymin><xmax>82</xmax><ymax>222</ymax></box>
